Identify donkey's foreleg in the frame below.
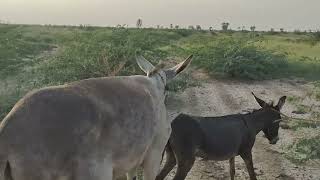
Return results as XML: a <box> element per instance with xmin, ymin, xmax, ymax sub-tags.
<box><xmin>142</xmin><ymin>147</ymin><xmax>163</xmax><ymax>180</ymax></box>
<box><xmin>240</xmin><ymin>151</ymin><xmax>257</xmax><ymax>180</ymax></box>
<box><xmin>229</xmin><ymin>157</ymin><xmax>235</xmax><ymax>180</ymax></box>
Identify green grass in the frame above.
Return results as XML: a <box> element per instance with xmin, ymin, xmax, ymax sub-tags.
<box><xmin>296</xmin><ymin>104</ymin><xmax>310</xmax><ymax>114</ymax></box>
<box><xmin>288</xmin><ymin>121</ymin><xmax>319</xmax><ymax>131</ymax></box>
<box><xmin>287</xmin><ymin>96</ymin><xmax>302</xmax><ymax>104</ymax></box>
<box><xmin>311</xmin><ymin>81</ymin><xmax>320</xmax><ymax>101</ymax></box>
<box><xmin>1</xmin><ymin>24</ymin><xmax>320</xmax><ymax>166</ymax></box>
<box><xmin>258</xmin><ymin>34</ymin><xmax>320</xmax><ymax>80</ymax></box>
<box><xmin>166</xmin><ymin>73</ymin><xmax>200</xmax><ymax>92</ymax></box>
<box><xmin>0</xmin><ymin>24</ymin><xmax>56</xmax><ymax>78</ymax></box>
<box><xmin>1</xmin><ymin>24</ymin><xmax>320</xmax><ymax>119</ymax></box>
<box><xmin>286</xmin><ymin>136</ymin><xmax>320</xmax><ymax>163</ymax></box>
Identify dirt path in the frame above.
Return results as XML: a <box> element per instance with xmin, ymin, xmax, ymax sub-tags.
<box><xmin>165</xmin><ymin>77</ymin><xmax>320</xmax><ymax>180</ymax></box>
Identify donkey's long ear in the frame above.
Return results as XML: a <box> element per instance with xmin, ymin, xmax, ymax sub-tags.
<box><xmin>252</xmin><ymin>92</ymin><xmax>268</xmax><ymax>108</ymax></box>
<box><xmin>170</xmin><ymin>55</ymin><xmax>193</xmax><ymax>75</ymax></box>
<box><xmin>136</xmin><ymin>55</ymin><xmax>155</xmax><ymax>75</ymax></box>
<box><xmin>165</xmin><ymin>55</ymin><xmax>193</xmax><ymax>81</ymax></box>
<box><xmin>275</xmin><ymin>96</ymin><xmax>287</xmax><ymax>110</ymax></box>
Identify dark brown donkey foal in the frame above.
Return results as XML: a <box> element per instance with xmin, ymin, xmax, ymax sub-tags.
<box><xmin>156</xmin><ymin>93</ymin><xmax>286</xmax><ymax>180</ymax></box>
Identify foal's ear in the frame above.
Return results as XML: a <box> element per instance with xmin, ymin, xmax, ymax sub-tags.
<box><xmin>164</xmin><ymin>55</ymin><xmax>193</xmax><ymax>81</ymax></box>
<box><xmin>170</xmin><ymin>55</ymin><xmax>193</xmax><ymax>75</ymax></box>
<box><xmin>275</xmin><ymin>96</ymin><xmax>287</xmax><ymax>110</ymax></box>
<box><xmin>251</xmin><ymin>92</ymin><xmax>268</xmax><ymax>108</ymax></box>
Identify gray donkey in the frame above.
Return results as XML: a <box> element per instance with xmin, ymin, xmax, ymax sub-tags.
<box><xmin>0</xmin><ymin>55</ymin><xmax>192</xmax><ymax>180</ymax></box>
<box><xmin>156</xmin><ymin>92</ymin><xmax>286</xmax><ymax>180</ymax></box>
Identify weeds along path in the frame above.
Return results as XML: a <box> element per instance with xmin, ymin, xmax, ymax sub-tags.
<box><xmin>166</xmin><ymin>77</ymin><xmax>320</xmax><ymax>180</ymax></box>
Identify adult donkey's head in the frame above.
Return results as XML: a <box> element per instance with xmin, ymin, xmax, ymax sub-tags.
<box><xmin>252</xmin><ymin>92</ymin><xmax>287</xmax><ymax>144</ymax></box>
<box><xmin>136</xmin><ymin>55</ymin><xmax>193</xmax><ymax>94</ymax></box>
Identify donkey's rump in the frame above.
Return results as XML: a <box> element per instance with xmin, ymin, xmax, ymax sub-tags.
<box><xmin>0</xmin><ymin>76</ymin><xmax>157</xmax><ymax>180</ymax></box>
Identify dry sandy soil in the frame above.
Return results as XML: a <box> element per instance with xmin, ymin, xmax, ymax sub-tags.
<box><xmin>164</xmin><ymin>73</ymin><xmax>320</xmax><ymax>180</ymax></box>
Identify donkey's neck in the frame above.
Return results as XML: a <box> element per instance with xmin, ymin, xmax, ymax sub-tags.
<box><xmin>150</xmin><ymin>73</ymin><xmax>166</xmax><ymax>98</ymax></box>
<box><xmin>245</xmin><ymin>110</ymin><xmax>271</xmax><ymax>135</ymax></box>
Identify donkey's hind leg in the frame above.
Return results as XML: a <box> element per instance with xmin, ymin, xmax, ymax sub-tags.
<box><xmin>229</xmin><ymin>157</ymin><xmax>235</xmax><ymax>180</ymax></box>
<box><xmin>173</xmin><ymin>155</ymin><xmax>195</xmax><ymax>180</ymax></box>
<box><xmin>240</xmin><ymin>151</ymin><xmax>257</xmax><ymax>180</ymax></box>
<box><xmin>156</xmin><ymin>145</ymin><xmax>176</xmax><ymax>180</ymax></box>
<box><xmin>172</xmin><ymin>144</ymin><xmax>195</xmax><ymax>180</ymax></box>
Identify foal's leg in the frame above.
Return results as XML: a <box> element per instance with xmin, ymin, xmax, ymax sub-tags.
<box><xmin>156</xmin><ymin>145</ymin><xmax>177</xmax><ymax>180</ymax></box>
<box><xmin>240</xmin><ymin>152</ymin><xmax>257</xmax><ymax>180</ymax></box>
<box><xmin>173</xmin><ymin>156</ymin><xmax>195</xmax><ymax>180</ymax></box>
<box><xmin>229</xmin><ymin>157</ymin><xmax>235</xmax><ymax>180</ymax></box>
<box><xmin>172</xmin><ymin>146</ymin><xmax>195</xmax><ymax>180</ymax></box>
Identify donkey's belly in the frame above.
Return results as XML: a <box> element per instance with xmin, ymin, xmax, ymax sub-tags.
<box><xmin>196</xmin><ymin>147</ymin><xmax>238</xmax><ymax>161</ymax></box>
<box><xmin>196</xmin><ymin>136</ymin><xmax>242</xmax><ymax>161</ymax></box>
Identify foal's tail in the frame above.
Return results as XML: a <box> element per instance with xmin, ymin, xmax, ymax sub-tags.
<box><xmin>0</xmin><ymin>160</ymin><xmax>13</xmax><ymax>180</ymax></box>
<box><xmin>160</xmin><ymin>140</ymin><xmax>170</xmax><ymax>165</ymax></box>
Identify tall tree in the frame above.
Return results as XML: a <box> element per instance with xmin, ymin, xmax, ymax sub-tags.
<box><xmin>136</xmin><ymin>18</ymin><xmax>142</xmax><ymax>28</ymax></box>
<box><xmin>222</xmin><ymin>22</ymin><xmax>230</xmax><ymax>31</ymax></box>
<box><xmin>250</xmin><ymin>26</ymin><xmax>256</xmax><ymax>32</ymax></box>
<box><xmin>188</xmin><ymin>25</ymin><xmax>195</xmax><ymax>30</ymax></box>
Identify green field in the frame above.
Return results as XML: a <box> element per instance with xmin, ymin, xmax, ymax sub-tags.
<box><xmin>1</xmin><ymin>24</ymin><xmax>320</xmax><ymax>164</ymax></box>
<box><xmin>1</xmin><ymin>24</ymin><xmax>320</xmax><ymax>119</ymax></box>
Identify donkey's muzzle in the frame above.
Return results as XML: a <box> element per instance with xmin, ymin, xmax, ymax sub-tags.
<box><xmin>269</xmin><ymin>136</ymin><xmax>279</xmax><ymax>144</ymax></box>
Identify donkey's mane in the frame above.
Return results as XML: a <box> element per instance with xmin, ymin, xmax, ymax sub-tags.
<box><xmin>147</xmin><ymin>62</ymin><xmax>166</xmax><ymax>77</ymax></box>
<box><xmin>241</xmin><ymin>108</ymin><xmax>262</xmax><ymax>115</ymax></box>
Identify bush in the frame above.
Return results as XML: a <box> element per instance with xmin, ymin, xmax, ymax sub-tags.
<box><xmin>166</xmin><ymin>73</ymin><xmax>199</xmax><ymax>92</ymax></box>
<box><xmin>191</xmin><ymin>37</ymin><xmax>288</xmax><ymax>80</ymax></box>
<box><xmin>286</xmin><ymin>136</ymin><xmax>320</xmax><ymax>163</ymax></box>
<box><xmin>312</xmin><ymin>31</ymin><xmax>320</xmax><ymax>42</ymax></box>
<box><xmin>0</xmin><ymin>26</ymin><xmax>187</xmax><ymax>119</ymax></box>
<box><xmin>38</xmin><ymin>28</ymin><xmax>183</xmax><ymax>84</ymax></box>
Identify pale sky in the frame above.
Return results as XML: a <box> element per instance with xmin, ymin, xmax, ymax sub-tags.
<box><xmin>0</xmin><ymin>0</ymin><xmax>319</xmax><ymax>31</ymax></box>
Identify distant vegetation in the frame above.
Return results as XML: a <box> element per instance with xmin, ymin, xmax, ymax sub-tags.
<box><xmin>0</xmin><ymin>24</ymin><xmax>320</xmax><ymax>162</ymax></box>
<box><xmin>1</xmin><ymin>24</ymin><xmax>320</xmax><ymax>118</ymax></box>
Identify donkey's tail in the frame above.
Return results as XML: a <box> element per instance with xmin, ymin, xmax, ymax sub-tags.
<box><xmin>0</xmin><ymin>160</ymin><xmax>13</xmax><ymax>180</ymax></box>
<box><xmin>160</xmin><ymin>140</ymin><xmax>170</xmax><ymax>165</ymax></box>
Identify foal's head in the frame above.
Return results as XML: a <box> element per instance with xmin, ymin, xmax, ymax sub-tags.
<box><xmin>252</xmin><ymin>92</ymin><xmax>287</xmax><ymax>144</ymax></box>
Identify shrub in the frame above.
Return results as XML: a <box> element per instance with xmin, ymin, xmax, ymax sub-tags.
<box><xmin>286</xmin><ymin>136</ymin><xmax>320</xmax><ymax>163</ymax></box>
<box><xmin>38</xmin><ymin>28</ymin><xmax>183</xmax><ymax>84</ymax></box>
<box><xmin>191</xmin><ymin>37</ymin><xmax>288</xmax><ymax>80</ymax></box>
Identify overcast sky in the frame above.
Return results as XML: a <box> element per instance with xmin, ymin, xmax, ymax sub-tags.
<box><xmin>0</xmin><ymin>0</ymin><xmax>319</xmax><ymax>31</ymax></box>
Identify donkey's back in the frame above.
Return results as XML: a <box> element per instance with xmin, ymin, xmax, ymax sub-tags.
<box><xmin>0</xmin><ymin>76</ymin><xmax>159</xmax><ymax>180</ymax></box>
<box><xmin>171</xmin><ymin>114</ymin><xmax>248</xmax><ymax>160</ymax></box>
